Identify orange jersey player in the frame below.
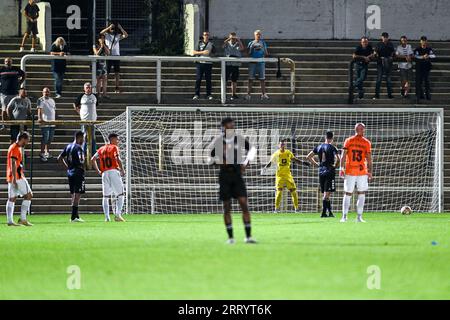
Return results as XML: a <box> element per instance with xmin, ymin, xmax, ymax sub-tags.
<box><xmin>340</xmin><ymin>123</ymin><xmax>373</xmax><ymax>223</ymax></box>
<box><xmin>6</xmin><ymin>132</ymin><xmax>33</xmax><ymax>226</ymax></box>
<box><xmin>91</xmin><ymin>133</ymin><xmax>125</xmax><ymax>222</ymax></box>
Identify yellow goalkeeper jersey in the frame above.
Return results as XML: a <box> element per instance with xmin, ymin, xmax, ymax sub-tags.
<box><xmin>271</xmin><ymin>149</ymin><xmax>295</xmax><ymax>177</ymax></box>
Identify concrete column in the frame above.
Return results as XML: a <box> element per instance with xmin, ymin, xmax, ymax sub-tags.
<box><xmin>0</xmin><ymin>0</ymin><xmax>19</xmax><ymax>37</ymax></box>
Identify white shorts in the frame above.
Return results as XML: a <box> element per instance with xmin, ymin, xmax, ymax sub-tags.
<box><xmin>8</xmin><ymin>178</ymin><xmax>32</xmax><ymax>198</ymax></box>
<box><xmin>102</xmin><ymin>169</ymin><xmax>124</xmax><ymax>197</ymax></box>
<box><xmin>343</xmin><ymin>175</ymin><xmax>369</xmax><ymax>193</ymax></box>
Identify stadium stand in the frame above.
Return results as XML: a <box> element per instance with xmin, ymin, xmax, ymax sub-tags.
<box><xmin>1</xmin><ymin>36</ymin><xmax>450</xmax><ymax>213</ymax></box>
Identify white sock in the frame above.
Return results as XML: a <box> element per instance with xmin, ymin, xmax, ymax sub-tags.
<box><xmin>116</xmin><ymin>195</ymin><xmax>124</xmax><ymax>216</ymax></box>
<box><xmin>111</xmin><ymin>196</ymin><xmax>117</xmax><ymax>215</ymax></box>
<box><xmin>342</xmin><ymin>195</ymin><xmax>351</xmax><ymax>217</ymax></box>
<box><xmin>6</xmin><ymin>201</ymin><xmax>15</xmax><ymax>224</ymax></box>
<box><xmin>357</xmin><ymin>194</ymin><xmax>366</xmax><ymax>217</ymax></box>
<box><xmin>21</xmin><ymin>200</ymin><xmax>31</xmax><ymax>221</ymax></box>
<box><xmin>102</xmin><ymin>197</ymin><xmax>110</xmax><ymax>220</ymax></box>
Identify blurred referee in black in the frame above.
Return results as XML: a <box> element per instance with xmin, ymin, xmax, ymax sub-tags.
<box><xmin>306</xmin><ymin>131</ymin><xmax>340</xmax><ymax>218</ymax></box>
<box><xmin>209</xmin><ymin>118</ymin><xmax>257</xmax><ymax>244</ymax></box>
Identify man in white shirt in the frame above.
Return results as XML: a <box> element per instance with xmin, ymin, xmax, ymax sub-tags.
<box><xmin>73</xmin><ymin>83</ymin><xmax>98</xmax><ymax>157</ymax></box>
<box><xmin>36</xmin><ymin>87</ymin><xmax>56</xmax><ymax>162</ymax></box>
<box><xmin>396</xmin><ymin>36</ymin><xmax>414</xmax><ymax>97</ymax></box>
<box><xmin>100</xmin><ymin>23</ymin><xmax>128</xmax><ymax>93</ymax></box>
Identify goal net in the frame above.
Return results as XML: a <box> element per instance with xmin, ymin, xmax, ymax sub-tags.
<box><xmin>96</xmin><ymin>107</ymin><xmax>443</xmax><ymax>214</ymax></box>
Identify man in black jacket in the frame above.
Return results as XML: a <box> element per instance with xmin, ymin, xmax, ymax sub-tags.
<box><xmin>192</xmin><ymin>31</ymin><xmax>215</xmax><ymax>100</ymax></box>
<box><xmin>414</xmin><ymin>36</ymin><xmax>436</xmax><ymax>103</ymax></box>
<box><xmin>374</xmin><ymin>32</ymin><xmax>395</xmax><ymax>99</ymax></box>
<box><xmin>352</xmin><ymin>37</ymin><xmax>374</xmax><ymax>99</ymax></box>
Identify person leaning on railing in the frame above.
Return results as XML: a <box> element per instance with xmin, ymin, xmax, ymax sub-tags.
<box><xmin>73</xmin><ymin>83</ymin><xmax>98</xmax><ymax>160</ymax></box>
<box><xmin>395</xmin><ymin>36</ymin><xmax>414</xmax><ymax>98</ymax></box>
<box><xmin>246</xmin><ymin>30</ymin><xmax>269</xmax><ymax>101</ymax></box>
<box><xmin>223</xmin><ymin>32</ymin><xmax>245</xmax><ymax>101</ymax></box>
<box><xmin>36</xmin><ymin>87</ymin><xmax>56</xmax><ymax>162</ymax></box>
<box><xmin>414</xmin><ymin>36</ymin><xmax>436</xmax><ymax>103</ymax></box>
<box><xmin>373</xmin><ymin>32</ymin><xmax>395</xmax><ymax>100</ymax></box>
<box><xmin>352</xmin><ymin>37</ymin><xmax>375</xmax><ymax>100</ymax></box>
<box><xmin>93</xmin><ymin>34</ymin><xmax>110</xmax><ymax>99</ymax></box>
<box><xmin>6</xmin><ymin>88</ymin><xmax>31</xmax><ymax>144</ymax></box>
<box><xmin>50</xmin><ymin>37</ymin><xmax>70</xmax><ymax>99</ymax></box>
<box><xmin>192</xmin><ymin>31</ymin><xmax>215</xmax><ymax>100</ymax></box>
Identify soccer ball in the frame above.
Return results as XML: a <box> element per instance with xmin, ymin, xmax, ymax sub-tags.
<box><xmin>401</xmin><ymin>206</ymin><xmax>412</xmax><ymax>215</ymax></box>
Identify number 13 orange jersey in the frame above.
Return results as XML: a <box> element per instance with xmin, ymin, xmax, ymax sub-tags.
<box><xmin>343</xmin><ymin>135</ymin><xmax>371</xmax><ymax>176</ymax></box>
<box><xmin>97</xmin><ymin>144</ymin><xmax>120</xmax><ymax>173</ymax></box>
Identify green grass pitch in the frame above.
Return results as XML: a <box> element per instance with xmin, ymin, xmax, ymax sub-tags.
<box><xmin>0</xmin><ymin>212</ymin><xmax>449</xmax><ymax>300</ymax></box>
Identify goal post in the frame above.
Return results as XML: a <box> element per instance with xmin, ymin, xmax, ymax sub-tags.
<box><xmin>96</xmin><ymin>106</ymin><xmax>444</xmax><ymax>214</ymax></box>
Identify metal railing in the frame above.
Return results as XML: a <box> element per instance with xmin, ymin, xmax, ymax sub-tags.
<box><xmin>21</xmin><ymin>55</ymin><xmax>296</xmax><ymax>104</ymax></box>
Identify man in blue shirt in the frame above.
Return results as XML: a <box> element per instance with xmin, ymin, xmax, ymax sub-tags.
<box><xmin>246</xmin><ymin>30</ymin><xmax>269</xmax><ymax>101</ymax></box>
<box><xmin>57</xmin><ymin>131</ymin><xmax>86</xmax><ymax>222</ymax></box>
<box><xmin>306</xmin><ymin>131</ymin><xmax>340</xmax><ymax>218</ymax></box>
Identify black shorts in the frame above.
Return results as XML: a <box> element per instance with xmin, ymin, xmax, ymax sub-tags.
<box><xmin>68</xmin><ymin>174</ymin><xmax>86</xmax><ymax>194</ymax></box>
<box><xmin>319</xmin><ymin>171</ymin><xmax>336</xmax><ymax>193</ymax></box>
<box><xmin>26</xmin><ymin>21</ymin><xmax>38</xmax><ymax>35</ymax></box>
<box><xmin>10</xmin><ymin>125</ymin><xmax>27</xmax><ymax>141</ymax></box>
<box><xmin>219</xmin><ymin>168</ymin><xmax>247</xmax><ymax>201</ymax></box>
<box><xmin>226</xmin><ymin>65</ymin><xmax>240</xmax><ymax>82</ymax></box>
<box><xmin>107</xmin><ymin>60</ymin><xmax>121</xmax><ymax>74</ymax></box>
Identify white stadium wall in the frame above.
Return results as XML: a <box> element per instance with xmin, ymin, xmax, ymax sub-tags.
<box><xmin>201</xmin><ymin>0</ymin><xmax>450</xmax><ymax>40</ymax></box>
<box><xmin>0</xmin><ymin>0</ymin><xmax>19</xmax><ymax>37</ymax></box>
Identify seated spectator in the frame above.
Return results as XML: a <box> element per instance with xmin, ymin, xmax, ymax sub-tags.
<box><xmin>1</xmin><ymin>57</ymin><xmax>26</xmax><ymax>127</ymax></box>
<box><xmin>100</xmin><ymin>22</ymin><xmax>128</xmax><ymax>93</ymax></box>
<box><xmin>352</xmin><ymin>37</ymin><xmax>374</xmax><ymax>100</ymax></box>
<box><xmin>7</xmin><ymin>88</ymin><xmax>31</xmax><ymax>144</ymax></box>
<box><xmin>414</xmin><ymin>36</ymin><xmax>436</xmax><ymax>103</ymax></box>
<box><xmin>193</xmin><ymin>31</ymin><xmax>215</xmax><ymax>100</ymax></box>
<box><xmin>246</xmin><ymin>30</ymin><xmax>269</xmax><ymax>101</ymax></box>
<box><xmin>223</xmin><ymin>32</ymin><xmax>245</xmax><ymax>100</ymax></box>
<box><xmin>37</xmin><ymin>87</ymin><xmax>56</xmax><ymax>162</ymax></box>
<box><xmin>74</xmin><ymin>83</ymin><xmax>98</xmax><ymax>155</ymax></box>
<box><xmin>50</xmin><ymin>37</ymin><xmax>70</xmax><ymax>99</ymax></box>
<box><xmin>20</xmin><ymin>0</ymin><xmax>39</xmax><ymax>52</ymax></box>
<box><xmin>374</xmin><ymin>32</ymin><xmax>395</xmax><ymax>99</ymax></box>
<box><xmin>396</xmin><ymin>36</ymin><xmax>414</xmax><ymax>98</ymax></box>
<box><xmin>93</xmin><ymin>34</ymin><xmax>110</xmax><ymax>98</ymax></box>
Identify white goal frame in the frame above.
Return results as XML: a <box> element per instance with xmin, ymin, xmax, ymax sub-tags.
<box><xmin>124</xmin><ymin>106</ymin><xmax>444</xmax><ymax>214</ymax></box>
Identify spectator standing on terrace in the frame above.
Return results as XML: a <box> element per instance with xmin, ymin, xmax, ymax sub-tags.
<box><xmin>20</xmin><ymin>0</ymin><xmax>39</xmax><ymax>52</ymax></box>
<box><xmin>193</xmin><ymin>31</ymin><xmax>215</xmax><ymax>100</ymax></box>
<box><xmin>373</xmin><ymin>32</ymin><xmax>395</xmax><ymax>99</ymax></box>
<box><xmin>223</xmin><ymin>32</ymin><xmax>245</xmax><ymax>100</ymax></box>
<box><xmin>74</xmin><ymin>83</ymin><xmax>98</xmax><ymax>157</ymax></box>
<box><xmin>1</xmin><ymin>57</ymin><xmax>26</xmax><ymax>127</ymax></box>
<box><xmin>50</xmin><ymin>37</ymin><xmax>70</xmax><ymax>99</ymax></box>
<box><xmin>396</xmin><ymin>36</ymin><xmax>414</xmax><ymax>98</ymax></box>
<box><xmin>246</xmin><ymin>30</ymin><xmax>269</xmax><ymax>101</ymax></box>
<box><xmin>414</xmin><ymin>36</ymin><xmax>436</xmax><ymax>103</ymax></box>
<box><xmin>37</xmin><ymin>87</ymin><xmax>56</xmax><ymax>162</ymax></box>
<box><xmin>7</xmin><ymin>88</ymin><xmax>31</xmax><ymax>144</ymax></box>
<box><xmin>352</xmin><ymin>37</ymin><xmax>374</xmax><ymax>100</ymax></box>
<box><xmin>93</xmin><ymin>34</ymin><xmax>110</xmax><ymax>98</ymax></box>
<box><xmin>100</xmin><ymin>22</ymin><xmax>128</xmax><ymax>93</ymax></box>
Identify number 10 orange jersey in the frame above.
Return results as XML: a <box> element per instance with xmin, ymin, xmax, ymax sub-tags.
<box><xmin>343</xmin><ymin>135</ymin><xmax>371</xmax><ymax>176</ymax></box>
<box><xmin>97</xmin><ymin>144</ymin><xmax>120</xmax><ymax>173</ymax></box>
